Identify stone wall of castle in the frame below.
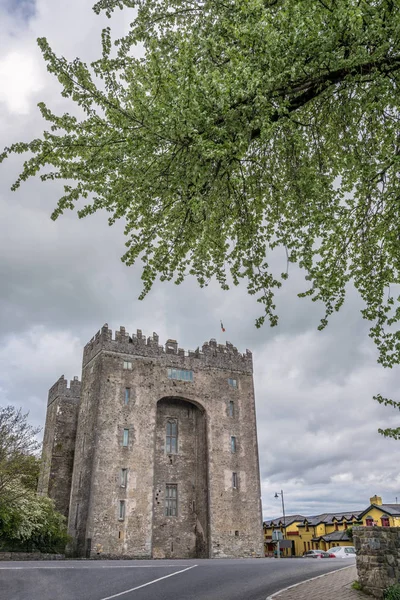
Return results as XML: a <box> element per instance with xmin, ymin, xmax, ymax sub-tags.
<box><xmin>41</xmin><ymin>324</ymin><xmax>263</xmax><ymax>559</ymax></box>
<box><xmin>37</xmin><ymin>375</ymin><xmax>81</xmax><ymax>520</ymax></box>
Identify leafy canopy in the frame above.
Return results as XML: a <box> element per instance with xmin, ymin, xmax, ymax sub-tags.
<box><xmin>0</xmin><ymin>406</ymin><xmax>41</xmax><ymax>505</ymax></box>
<box><xmin>2</xmin><ymin>0</ymin><xmax>400</xmax><ymax>435</ymax></box>
<box><xmin>0</xmin><ymin>406</ymin><xmax>68</xmax><ymax>552</ymax></box>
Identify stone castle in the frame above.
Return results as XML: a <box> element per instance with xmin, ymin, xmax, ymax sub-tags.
<box><xmin>38</xmin><ymin>324</ymin><xmax>263</xmax><ymax>559</ymax></box>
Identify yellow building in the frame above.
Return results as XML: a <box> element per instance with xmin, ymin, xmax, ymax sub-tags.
<box><xmin>263</xmin><ymin>496</ymin><xmax>400</xmax><ymax>557</ymax></box>
<box><xmin>357</xmin><ymin>495</ymin><xmax>400</xmax><ymax>528</ymax></box>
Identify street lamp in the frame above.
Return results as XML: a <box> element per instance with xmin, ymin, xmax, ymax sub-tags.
<box><xmin>274</xmin><ymin>489</ymin><xmax>286</xmax><ymax>559</ymax></box>
<box><xmin>274</xmin><ymin>490</ymin><xmax>286</xmax><ymax>537</ymax></box>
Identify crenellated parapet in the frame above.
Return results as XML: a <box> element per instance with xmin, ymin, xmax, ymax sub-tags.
<box><xmin>48</xmin><ymin>375</ymin><xmax>81</xmax><ymax>406</ymax></box>
<box><xmin>82</xmin><ymin>324</ymin><xmax>253</xmax><ymax>373</ymax></box>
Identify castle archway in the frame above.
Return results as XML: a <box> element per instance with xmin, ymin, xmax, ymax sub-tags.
<box><xmin>152</xmin><ymin>397</ymin><xmax>209</xmax><ymax>559</ymax></box>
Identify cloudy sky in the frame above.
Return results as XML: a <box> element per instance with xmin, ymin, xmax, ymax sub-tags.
<box><xmin>1</xmin><ymin>0</ymin><xmax>399</xmax><ymax>521</ymax></box>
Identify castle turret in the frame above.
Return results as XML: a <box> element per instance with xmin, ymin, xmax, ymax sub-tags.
<box><xmin>37</xmin><ymin>375</ymin><xmax>81</xmax><ymax>519</ymax></box>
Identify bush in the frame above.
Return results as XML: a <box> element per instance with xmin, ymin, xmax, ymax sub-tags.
<box><xmin>0</xmin><ymin>489</ymin><xmax>69</xmax><ymax>553</ymax></box>
<box><xmin>384</xmin><ymin>584</ymin><xmax>400</xmax><ymax>600</ymax></box>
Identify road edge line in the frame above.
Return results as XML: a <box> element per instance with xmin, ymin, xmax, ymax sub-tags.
<box><xmin>265</xmin><ymin>563</ymin><xmax>356</xmax><ymax>600</ymax></box>
<box><xmin>99</xmin><ymin>564</ymin><xmax>198</xmax><ymax>600</ymax></box>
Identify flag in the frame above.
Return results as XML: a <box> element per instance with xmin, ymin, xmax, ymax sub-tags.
<box><xmin>220</xmin><ymin>320</ymin><xmax>226</xmax><ymax>333</ymax></box>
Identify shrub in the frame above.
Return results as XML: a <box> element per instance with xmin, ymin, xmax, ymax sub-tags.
<box><xmin>384</xmin><ymin>584</ymin><xmax>400</xmax><ymax>600</ymax></box>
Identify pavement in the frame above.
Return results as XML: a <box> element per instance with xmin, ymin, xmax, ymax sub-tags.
<box><xmin>269</xmin><ymin>564</ymin><xmax>366</xmax><ymax>599</ymax></box>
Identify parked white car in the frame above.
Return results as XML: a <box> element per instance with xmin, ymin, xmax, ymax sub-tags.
<box><xmin>328</xmin><ymin>546</ymin><xmax>356</xmax><ymax>558</ymax></box>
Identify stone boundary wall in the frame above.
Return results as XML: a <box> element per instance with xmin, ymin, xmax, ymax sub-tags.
<box><xmin>82</xmin><ymin>324</ymin><xmax>253</xmax><ymax>372</ymax></box>
<box><xmin>0</xmin><ymin>553</ymin><xmax>65</xmax><ymax>561</ymax></box>
<box><xmin>353</xmin><ymin>526</ymin><xmax>400</xmax><ymax>598</ymax></box>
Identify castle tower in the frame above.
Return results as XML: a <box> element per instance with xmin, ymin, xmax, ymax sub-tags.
<box><xmin>37</xmin><ymin>375</ymin><xmax>81</xmax><ymax>519</ymax></box>
<box><xmin>58</xmin><ymin>324</ymin><xmax>263</xmax><ymax>559</ymax></box>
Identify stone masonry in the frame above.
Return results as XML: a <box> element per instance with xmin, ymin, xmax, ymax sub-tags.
<box><xmin>39</xmin><ymin>324</ymin><xmax>264</xmax><ymax>559</ymax></box>
<box><xmin>353</xmin><ymin>526</ymin><xmax>400</xmax><ymax>598</ymax></box>
<box><xmin>37</xmin><ymin>375</ymin><xmax>81</xmax><ymax>520</ymax></box>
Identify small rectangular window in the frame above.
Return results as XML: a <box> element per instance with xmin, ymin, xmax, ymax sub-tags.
<box><xmin>166</xmin><ymin>420</ymin><xmax>178</xmax><ymax>454</ymax></box>
<box><xmin>123</xmin><ymin>361</ymin><xmax>132</xmax><ymax>370</ymax></box>
<box><xmin>228</xmin><ymin>378</ymin><xmax>237</xmax><ymax>388</ymax></box>
<box><xmin>122</xmin><ymin>429</ymin><xmax>129</xmax><ymax>447</ymax></box>
<box><xmin>167</xmin><ymin>368</ymin><xmax>193</xmax><ymax>382</ymax></box>
<box><xmin>229</xmin><ymin>401</ymin><xmax>234</xmax><ymax>417</ymax></box>
<box><xmin>232</xmin><ymin>472</ymin><xmax>238</xmax><ymax>489</ymax></box>
<box><xmin>165</xmin><ymin>484</ymin><xmax>177</xmax><ymax>516</ymax></box>
<box><xmin>119</xmin><ymin>500</ymin><xmax>126</xmax><ymax>520</ymax></box>
<box><xmin>231</xmin><ymin>436</ymin><xmax>237</xmax><ymax>453</ymax></box>
<box><xmin>120</xmin><ymin>468</ymin><xmax>128</xmax><ymax>487</ymax></box>
<box><xmin>124</xmin><ymin>388</ymin><xmax>130</xmax><ymax>405</ymax></box>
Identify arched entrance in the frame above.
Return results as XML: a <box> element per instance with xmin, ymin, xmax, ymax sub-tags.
<box><xmin>152</xmin><ymin>397</ymin><xmax>209</xmax><ymax>558</ymax></box>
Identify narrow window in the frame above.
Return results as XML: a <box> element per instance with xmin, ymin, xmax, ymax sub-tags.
<box><xmin>123</xmin><ymin>361</ymin><xmax>132</xmax><ymax>370</ymax></box>
<box><xmin>381</xmin><ymin>517</ymin><xmax>390</xmax><ymax>527</ymax></box>
<box><xmin>75</xmin><ymin>503</ymin><xmax>80</xmax><ymax>529</ymax></box>
<box><xmin>165</xmin><ymin>484</ymin><xmax>177</xmax><ymax>516</ymax></box>
<box><xmin>124</xmin><ymin>388</ymin><xmax>130</xmax><ymax>405</ymax></box>
<box><xmin>166</xmin><ymin>420</ymin><xmax>177</xmax><ymax>454</ymax></box>
<box><xmin>122</xmin><ymin>429</ymin><xmax>129</xmax><ymax>447</ymax></box>
<box><xmin>365</xmin><ymin>516</ymin><xmax>374</xmax><ymax>526</ymax></box>
<box><xmin>334</xmin><ymin>522</ymin><xmax>338</xmax><ymax>531</ymax></box>
<box><xmin>120</xmin><ymin>468</ymin><xmax>128</xmax><ymax>487</ymax></box>
<box><xmin>232</xmin><ymin>472</ymin><xmax>238</xmax><ymax>489</ymax></box>
<box><xmin>231</xmin><ymin>436</ymin><xmax>237</xmax><ymax>453</ymax></box>
<box><xmin>119</xmin><ymin>500</ymin><xmax>126</xmax><ymax>520</ymax></box>
<box><xmin>228</xmin><ymin>378</ymin><xmax>237</xmax><ymax>388</ymax></box>
<box><xmin>235</xmin><ymin>530</ymin><xmax>239</xmax><ymax>537</ymax></box>
<box><xmin>229</xmin><ymin>401</ymin><xmax>234</xmax><ymax>417</ymax></box>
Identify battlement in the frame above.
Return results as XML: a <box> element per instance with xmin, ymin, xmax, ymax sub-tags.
<box><xmin>82</xmin><ymin>324</ymin><xmax>253</xmax><ymax>373</ymax></box>
<box><xmin>48</xmin><ymin>375</ymin><xmax>81</xmax><ymax>406</ymax></box>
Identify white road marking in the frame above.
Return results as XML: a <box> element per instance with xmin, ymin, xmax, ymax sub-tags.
<box><xmin>99</xmin><ymin>564</ymin><xmax>198</xmax><ymax>600</ymax></box>
<box><xmin>0</xmin><ymin>564</ymin><xmax>192</xmax><ymax>570</ymax></box>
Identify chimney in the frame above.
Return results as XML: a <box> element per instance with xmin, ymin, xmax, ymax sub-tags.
<box><xmin>370</xmin><ymin>495</ymin><xmax>382</xmax><ymax>506</ymax></box>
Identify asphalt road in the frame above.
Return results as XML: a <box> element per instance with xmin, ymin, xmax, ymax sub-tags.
<box><xmin>0</xmin><ymin>557</ymin><xmax>356</xmax><ymax>600</ymax></box>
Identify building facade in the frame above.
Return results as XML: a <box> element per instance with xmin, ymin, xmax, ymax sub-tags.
<box><xmin>263</xmin><ymin>495</ymin><xmax>400</xmax><ymax>556</ymax></box>
<box><xmin>39</xmin><ymin>324</ymin><xmax>264</xmax><ymax>559</ymax></box>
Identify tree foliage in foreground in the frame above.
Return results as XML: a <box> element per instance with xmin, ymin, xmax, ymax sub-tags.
<box><xmin>0</xmin><ymin>406</ymin><xmax>41</xmax><ymax>505</ymax></box>
<box><xmin>0</xmin><ymin>406</ymin><xmax>68</xmax><ymax>552</ymax></box>
<box><xmin>2</xmin><ymin>0</ymin><xmax>400</xmax><ymax>436</ymax></box>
